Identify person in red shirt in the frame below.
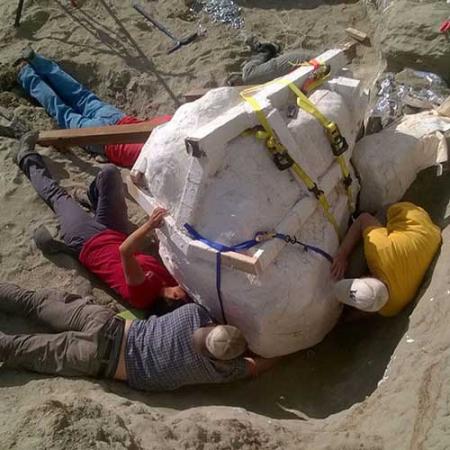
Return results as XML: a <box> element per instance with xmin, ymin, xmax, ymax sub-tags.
<box><xmin>17</xmin><ymin>48</ymin><xmax>171</xmax><ymax>168</ymax></box>
<box><xmin>15</xmin><ymin>132</ymin><xmax>187</xmax><ymax>310</ymax></box>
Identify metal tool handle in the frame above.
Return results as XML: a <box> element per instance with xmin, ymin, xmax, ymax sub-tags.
<box><xmin>15</xmin><ymin>0</ymin><xmax>25</xmax><ymax>27</ymax></box>
<box><xmin>132</xmin><ymin>3</ymin><xmax>178</xmax><ymax>43</ymax></box>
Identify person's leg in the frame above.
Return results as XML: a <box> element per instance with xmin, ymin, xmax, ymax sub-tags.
<box><xmin>88</xmin><ymin>164</ymin><xmax>130</xmax><ymax>234</ymax></box>
<box><xmin>0</xmin><ymin>283</ymin><xmax>118</xmax><ymax>377</ymax></box>
<box><xmin>18</xmin><ymin>64</ymin><xmax>118</xmax><ymax>130</ymax></box>
<box><xmin>0</xmin><ymin>282</ymin><xmax>114</xmax><ymax>333</ymax></box>
<box><xmin>19</xmin><ymin>150</ymin><xmax>106</xmax><ymax>254</ymax></box>
<box><xmin>0</xmin><ymin>330</ymin><xmax>102</xmax><ymax>377</ymax></box>
<box><xmin>29</xmin><ymin>53</ymin><xmax>125</xmax><ymax>124</ymax></box>
<box><xmin>242</xmin><ymin>50</ymin><xmax>314</xmax><ymax>85</ymax></box>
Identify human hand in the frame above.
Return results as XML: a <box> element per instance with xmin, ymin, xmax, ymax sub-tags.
<box><xmin>147</xmin><ymin>207</ymin><xmax>168</xmax><ymax>229</ymax></box>
<box><xmin>330</xmin><ymin>253</ymin><xmax>348</xmax><ymax>281</ymax></box>
<box><xmin>161</xmin><ymin>286</ymin><xmax>188</xmax><ymax>301</ymax></box>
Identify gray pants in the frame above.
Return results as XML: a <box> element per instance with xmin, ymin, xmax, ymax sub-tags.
<box><xmin>242</xmin><ymin>50</ymin><xmax>314</xmax><ymax>85</ymax></box>
<box><xmin>19</xmin><ymin>155</ymin><xmax>130</xmax><ymax>255</ymax></box>
<box><xmin>0</xmin><ymin>283</ymin><xmax>123</xmax><ymax>378</ymax></box>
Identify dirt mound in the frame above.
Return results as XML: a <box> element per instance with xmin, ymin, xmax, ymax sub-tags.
<box><xmin>367</xmin><ymin>0</ymin><xmax>450</xmax><ymax>82</ymax></box>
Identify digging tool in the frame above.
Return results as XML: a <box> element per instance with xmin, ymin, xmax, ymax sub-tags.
<box><xmin>133</xmin><ymin>3</ymin><xmax>199</xmax><ymax>54</ymax></box>
<box><xmin>15</xmin><ymin>0</ymin><xmax>25</xmax><ymax>27</ymax></box>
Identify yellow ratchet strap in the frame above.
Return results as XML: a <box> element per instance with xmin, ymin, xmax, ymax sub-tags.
<box><xmin>285</xmin><ymin>81</ymin><xmax>355</xmax><ymax>213</ymax></box>
<box><xmin>240</xmin><ymin>89</ymin><xmax>341</xmax><ymax>239</ymax></box>
<box><xmin>302</xmin><ymin>60</ymin><xmax>331</xmax><ymax>94</ymax></box>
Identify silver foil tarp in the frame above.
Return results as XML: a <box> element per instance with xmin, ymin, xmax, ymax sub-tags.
<box><xmin>369</xmin><ymin>69</ymin><xmax>449</xmax><ymax>128</ymax></box>
<box><xmin>191</xmin><ymin>0</ymin><xmax>244</xmax><ymax>28</ymax></box>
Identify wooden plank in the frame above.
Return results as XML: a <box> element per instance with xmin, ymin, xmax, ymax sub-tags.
<box><xmin>187</xmin><ymin>240</ymin><xmax>260</xmax><ymax>275</ymax></box>
<box><xmin>345</xmin><ymin>27</ymin><xmax>369</xmax><ymax>43</ymax></box>
<box><xmin>37</xmin><ymin>122</ymin><xmax>157</xmax><ymax>147</ymax></box>
<box><xmin>184</xmin><ymin>85</ymin><xmax>253</xmax><ymax>102</ymax></box>
<box><xmin>184</xmin><ymin>47</ymin><xmax>356</xmax><ymax>158</ymax></box>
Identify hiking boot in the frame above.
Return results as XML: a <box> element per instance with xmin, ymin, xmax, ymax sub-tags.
<box><xmin>13</xmin><ymin>131</ymin><xmax>40</xmax><ymax>166</ymax></box>
<box><xmin>0</xmin><ymin>107</ymin><xmax>30</xmax><ymax>139</ymax></box>
<box><xmin>254</xmin><ymin>42</ymin><xmax>281</xmax><ymax>58</ymax></box>
<box><xmin>33</xmin><ymin>225</ymin><xmax>77</xmax><ymax>257</ymax></box>
<box><xmin>13</xmin><ymin>46</ymin><xmax>35</xmax><ymax>67</ymax></box>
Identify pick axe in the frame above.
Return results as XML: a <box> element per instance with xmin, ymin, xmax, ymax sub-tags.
<box><xmin>133</xmin><ymin>3</ymin><xmax>199</xmax><ymax>54</ymax></box>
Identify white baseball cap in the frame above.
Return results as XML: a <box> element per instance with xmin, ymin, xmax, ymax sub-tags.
<box><xmin>205</xmin><ymin>325</ymin><xmax>247</xmax><ymax>360</ymax></box>
<box><xmin>334</xmin><ymin>277</ymin><xmax>389</xmax><ymax>312</ymax></box>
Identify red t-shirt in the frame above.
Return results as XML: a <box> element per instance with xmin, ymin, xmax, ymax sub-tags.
<box><xmin>79</xmin><ymin>229</ymin><xmax>177</xmax><ymax>309</ymax></box>
<box><xmin>105</xmin><ymin>115</ymin><xmax>172</xmax><ymax>168</ymax></box>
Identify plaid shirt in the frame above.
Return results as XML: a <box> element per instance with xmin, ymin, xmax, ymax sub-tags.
<box><xmin>125</xmin><ymin>304</ymin><xmax>249</xmax><ymax>391</ymax></box>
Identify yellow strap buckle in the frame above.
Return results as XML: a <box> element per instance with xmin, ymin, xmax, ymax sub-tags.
<box><xmin>307</xmin><ymin>183</ymin><xmax>324</xmax><ymax>200</ymax></box>
<box><xmin>325</xmin><ymin>122</ymin><xmax>348</xmax><ymax>156</ymax></box>
<box><xmin>272</xmin><ymin>151</ymin><xmax>294</xmax><ymax>171</ymax></box>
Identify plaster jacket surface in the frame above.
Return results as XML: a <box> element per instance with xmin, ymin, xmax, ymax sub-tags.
<box><xmin>133</xmin><ymin>78</ymin><xmax>367</xmax><ymax>357</ymax></box>
<box><xmin>353</xmin><ymin>111</ymin><xmax>450</xmax><ymax>212</ymax></box>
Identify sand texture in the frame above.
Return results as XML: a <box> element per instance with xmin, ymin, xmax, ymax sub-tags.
<box><xmin>0</xmin><ymin>1</ymin><xmax>449</xmax><ymax>449</ymax></box>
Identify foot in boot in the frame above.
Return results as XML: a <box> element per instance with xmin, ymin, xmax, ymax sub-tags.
<box><xmin>33</xmin><ymin>225</ymin><xmax>77</xmax><ymax>257</ymax></box>
<box><xmin>0</xmin><ymin>107</ymin><xmax>31</xmax><ymax>139</ymax></box>
<box><xmin>254</xmin><ymin>42</ymin><xmax>281</xmax><ymax>58</ymax></box>
<box><xmin>13</xmin><ymin>46</ymin><xmax>35</xmax><ymax>68</ymax></box>
<box><xmin>14</xmin><ymin>131</ymin><xmax>39</xmax><ymax>166</ymax></box>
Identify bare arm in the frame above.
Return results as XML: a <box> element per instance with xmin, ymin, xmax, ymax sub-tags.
<box><xmin>119</xmin><ymin>207</ymin><xmax>167</xmax><ymax>286</ymax></box>
<box><xmin>245</xmin><ymin>357</ymin><xmax>280</xmax><ymax>377</ymax></box>
<box><xmin>331</xmin><ymin>213</ymin><xmax>382</xmax><ymax>280</ymax></box>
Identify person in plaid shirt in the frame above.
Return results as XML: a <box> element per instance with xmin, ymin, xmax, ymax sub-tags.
<box><xmin>0</xmin><ymin>283</ymin><xmax>277</xmax><ymax>391</ymax></box>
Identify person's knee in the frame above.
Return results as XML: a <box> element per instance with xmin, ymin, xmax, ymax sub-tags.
<box><xmin>101</xmin><ymin>163</ymin><xmax>120</xmax><ymax>177</ymax></box>
<box><xmin>97</xmin><ymin>164</ymin><xmax>121</xmax><ymax>186</ymax></box>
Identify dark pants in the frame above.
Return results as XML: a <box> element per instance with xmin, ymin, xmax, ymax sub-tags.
<box><xmin>19</xmin><ymin>155</ymin><xmax>130</xmax><ymax>255</ymax></box>
<box><xmin>0</xmin><ymin>283</ymin><xmax>123</xmax><ymax>378</ymax></box>
<box><xmin>242</xmin><ymin>50</ymin><xmax>314</xmax><ymax>84</ymax></box>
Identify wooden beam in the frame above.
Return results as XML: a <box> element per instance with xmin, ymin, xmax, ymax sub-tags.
<box><xmin>345</xmin><ymin>28</ymin><xmax>369</xmax><ymax>44</ymax></box>
<box><xmin>37</xmin><ymin>122</ymin><xmax>157</xmax><ymax>147</ymax></box>
<box><xmin>184</xmin><ymin>85</ymin><xmax>253</xmax><ymax>102</ymax></box>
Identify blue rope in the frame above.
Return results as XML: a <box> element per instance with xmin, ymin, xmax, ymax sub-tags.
<box><xmin>184</xmin><ymin>224</ymin><xmax>260</xmax><ymax>323</ymax></box>
<box><xmin>271</xmin><ymin>233</ymin><xmax>333</xmax><ymax>263</ymax></box>
<box><xmin>184</xmin><ymin>224</ymin><xmax>333</xmax><ymax>324</ymax></box>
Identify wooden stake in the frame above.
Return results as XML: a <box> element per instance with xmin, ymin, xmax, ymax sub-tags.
<box><xmin>184</xmin><ymin>85</ymin><xmax>253</xmax><ymax>102</ymax></box>
<box><xmin>345</xmin><ymin>28</ymin><xmax>369</xmax><ymax>44</ymax></box>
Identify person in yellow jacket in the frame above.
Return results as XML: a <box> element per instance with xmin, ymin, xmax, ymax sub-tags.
<box><xmin>331</xmin><ymin>202</ymin><xmax>441</xmax><ymax>316</ymax></box>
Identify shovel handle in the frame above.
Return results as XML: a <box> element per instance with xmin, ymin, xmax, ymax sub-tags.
<box><xmin>133</xmin><ymin>3</ymin><xmax>178</xmax><ymax>42</ymax></box>
<box><xmin>15</xmin><ymin>0</ymin><xmax>25</xmax><ymax>27</ymax></box>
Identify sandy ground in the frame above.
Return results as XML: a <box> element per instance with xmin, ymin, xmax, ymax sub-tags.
<box><xmin>0</xmin><ymin>1</ymin><xmax>449</xmax><ymax>449</ymax></box>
